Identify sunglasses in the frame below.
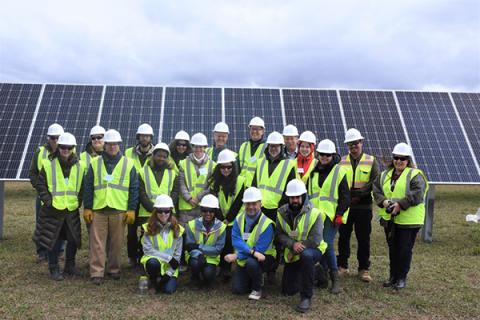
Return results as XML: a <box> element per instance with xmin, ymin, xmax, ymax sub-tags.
<box><xmin>393</xmin><ymin>156</ymin><xmax>409</xmax><ymax>162</ymax></box>
<box><xmin>91</xmin><ymin>135</ymin><xmax>104</xmax><ymax>141</ymax></box>
<box><xmin>48</xmin><ymin>136</ymin><xmax>59</xmax><ymax>140</ymax></box>
<box><xmin>156</xmin><ymin>210</ymin><xmax>171</xmax><ymax>215</ymax></box>
<box><xmin>59</xmin><ymin>145</ymin><xmax>74</xmax><ymax>151</ymax></box>
<box><xmin>201</xmin><ymin>208</ymin><xmax>215</xmax><ymax>214</ymax></box>
<box><xmin>347</xmin><ymin>140</ymin><xmax>361</xmax><ymax>147</ymax></box>
<box><xmin>220</xmin><ymin>165</ymin><xmax>233</xmax><ymax>170</ymax></box>
<box><xmin>318</xmin><ymin>153</ymin><xmax>333</xmax><ymax>157</ymax></box>
<box><xmin>177</xmin><ymin>143</ymin><xmax>187</xmax><ymax>147</ymax></box>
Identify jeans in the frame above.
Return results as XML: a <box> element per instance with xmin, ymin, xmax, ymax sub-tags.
<box><xmin>232</xmin><ymin>255</ymin><xmax>275</xmax><ymax>293</ymax></box>
<box><xmin>337</xmin><ymin>208</ymin><xmax>372</xmax><ymax>270</ymax></box>
<box><xmin>281</xmin><ymin>248</ymin><xmax>322</xmax><ymax>299</ymax></box>
<box><xmin>47</xmin><ymin>222</ymin><xmax>77</xmax><ymax>268</ymax></box>
<box><xmin>322</xmin><ymin>218</ymin><xmax>339</xmax><ymax>272</ymax></box>
<box><xmin>384</xmin><ymin>225</ymin><xmax>420</xmax><ymax>280</ymax></box>
<box><xmin>145</xmin><ymin>258</ymin><xmax>177</xmax><ymax>294</ymax></box>
<box><xmin>189</xmin><ymin>256</ymin><xmax>217</xmax><ymax>286</ymax></box>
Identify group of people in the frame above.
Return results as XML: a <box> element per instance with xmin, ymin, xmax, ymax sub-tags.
<box><xmin>30</xmin><ymin>117</ymin><xmax>428</xmax><ymax>313</ymax></box>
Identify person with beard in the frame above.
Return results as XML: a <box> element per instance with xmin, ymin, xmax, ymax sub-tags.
<box><xmin>295</xmin><ymin>131</ymin><xmax>317</xmax><ymax>183</ymax></box>
<box><xmin>134</xmin><ymin>143</ymin><xmax>178</xmax><ymax>266</ymax></box>
<box><xmin>140</xmin><ymin>195</ymin><xmax>184</xmax><ymax>294</ymax></box>
<box><xmin>307</xmin><ymin>139</ymin><xmax>350</xmax><ymax>294</ymax></box>
<box><xmin>80</xmin><ymin>125</ymin><xmax>105</xmax><ymax>170</ymax></box>
<box><xmin>208</xmin><ymin>149</ymin><xmax>246</xmax><ymax>281</ymax></box>
<box><xmin>277</xmin><ymin>179</ymin><xmax>326</xmax><ymax>313</ymax></box>
<box><xmin>238</xmin><ymin>117</ymin><xmax>267</xmax><ymax>187</ymax></box>
<box><xmin>34</xmin><ymin>133</ymin><xmax>84</xmax><ymax>280</ymax></box>
<box><xmin>206</xmin><ymin>122</ymin><xmax>236</xmax><ymax>162</ymax></box>
<box><xmin>184</xmin><ymin>195</ymin><xmax>226</xmax><ymax>289</ymax></box>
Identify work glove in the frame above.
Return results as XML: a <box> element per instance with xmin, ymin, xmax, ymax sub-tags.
<box><xmin>83</xmin><ymin>209</ymin><xmax>93</xmax><ymax>224</ymax></box>
<box><xmin>168</xmin><ymin>258</ymin><xmax>179</xmax><ymax>270</ymax></box>
<box><xmin>124</xmin><ymin>210</ymin><xmax>135</xmax><ymax>225</ymax></box>
<box><xmin>185</xmin><ymin>243</ymin><xmax>200</xmax><ymax>252</ymax></box>
<box><xmin>197</xmin><ymin>254</ymin><xmax>207</xmax><ymax>266</ymax></box>
<box><xmin>333</xmin><ymin>214</ymin><xmax>343</xmax><ymax>227</ymax></box>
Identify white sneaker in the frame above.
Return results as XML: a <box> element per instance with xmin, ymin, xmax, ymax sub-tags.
<box><xmin>248</xmin><ymin>290</ymin><xmax>262</xmax><ymax>300</ymax></box>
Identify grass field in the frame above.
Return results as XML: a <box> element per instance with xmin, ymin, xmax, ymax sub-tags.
<box><xmin>0</xmin><ymin>182</ymin><xmax>479</xmax><ymax>319</ymax></box>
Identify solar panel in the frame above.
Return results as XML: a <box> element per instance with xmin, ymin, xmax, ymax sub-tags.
<box><xmin>162</xmin><ymin>87</ymin><xmax>222</xmax><ymax>145</ymax></box>
<box><xmin>224</xmin><ymin>88</ymin><xmax>283</xmax><ymax>151</ymax></box>
<box><xmin>19</xmin><ymin>84</ymin><xmax>103</xmax><ymax>179</ymax></box>
<box><xmin>340</xmin><ymin>90</ymin><xmax>407</xmax><ymax>163</ymax></box>
<box><xmin>0</xmin><ymin>83</ymin><xmax>41</xmax><ymax>179</ymax></box>
<box><xmin>451</xmin><ymin>93</ymin><xmax>480</xmax><ymax>166</ymax></box>
<box><xmin>283</xmin><ymin>89</ymin><xmax>345</xmax><ymax>149</ymax></box>
<box><xmin>395</xmin><ymin>91</ymin><xmax>480</xmax><ymax>183</ymax></box>
<box><xmin>100</xmin><ymin>86</ymin><xmax>163</xmax><ymax>148</ymax></box>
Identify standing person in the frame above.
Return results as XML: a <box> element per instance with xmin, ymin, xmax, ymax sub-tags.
<box><xmin>80</xmin><ymin>125</ymin><xmax>105</xmax><ymax>169</ymax></box>
<box><xmin>83</xmin><ymin>129</ymin><xmax>139</xmax><ymax>285</ymax></box>
<box><xmin>168</xmin><ymin>130</ymin><xmax>192</xmax><ymax>168</ymax></box>
<box><xmin>373</xmin><ymin>143</ymin><xmax>428</xmax><ymax>290</ymax></box>
<box><xmin>283</xmin><ymin>124</ymin><xmax>299</xmax><ymax>159</ymax></box>
<box><xmin>277</xmin><ymin>179</ymin><xmax>326</xmax><ymax>313</ymax></box>
<box><xmin>125</xmin><ymin>123</ymin><xmax>154</xmax><ymax>267</ymax></box>
<box><xmin>185</xmin><ymin>195</ymin><xmax>226</xmax><ymax>289</ymax></box>
<box><xmin>238</xmin><ymin>117</ymin><xmax>267</xmax><ymax>187</ymax></box>
<box><xmin>34</xmin><ymin>133</ymin><xmax>84</xmax><ymax>280</ymax></box>
<box><xmin>206</xmin><ymin>122</ymin><xmax>236</xmax><ymax>162</ymax></box>
<box><xmin>29</xmin><ymin>123</ymin><xmax>64</xmax><ymax>262</ymax></box>
<box><xmin>209</xmin><ymin>149</ymin><xmax>246</xmax><ymax>281</ymax></box>
<box><xmin>140</xmin><ymin>195</ymin><xmax>183</xmax><ymax>294</ymax></box>
<box><xmin>337</xmin><ymin>128</ymin><xmax>379</xmax><ymax>282</ymax></box>
<box><xmin>295</xmin><ymin>131</ymin><xmax>317</xmax><ymax>183</ymax></box>
<box><xmin>225</xmin><ymin>187</ymin><xmax>276</xmax><ymax>301</ymax></box>
<box><xmin>307</xmin><ymin>139</ymin><xmax>350</xmax><ymax>294</ymax></box>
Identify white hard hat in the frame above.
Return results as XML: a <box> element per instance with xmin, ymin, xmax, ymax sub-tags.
<box><xmin>199</xmin><ymin>194</ymin><xmax>220</xmax><ymax>209</ymax></box>
<box><xmin>344</xmin><ymin>128</ymin><xmax>364</xmax><ymax>143</ymax></box>
<box><xmin>285</xmin><ymin>179</ymin><xmax>307</xmax><ymax>197</ymax></box>
<box><xmin>191</xmin><ymin>133</ymin><xmax>208</xmax><ymax>146</ymax></box>
<box><xmin>47</xmin><ymin>123</ymin><xmax>64</xmax><ymax>136</ymax></box>
<box><xmin>174</xmin><ymin>130</ymin><xmax>190</xmax><ymax>142</ymax></box>
<box><xmin>213</xmin><ymin>122</ymin><xmax>230</xmax><ymax>134</ymax></box>
<box><xmin>57</xmin><ymin>132</ymin><xmax>77</xmax><ymax>146</ymax></box>
<box><xmin>104</xmin><ymin>129</ymin><xmax>122</xmax><ymax>143</ymax></box>
<box><xmin>242</xmin><ymin>187</ymin><xmax>263</xmax><ymax>203</ymax></box>
<box><xmin>137</xmin><ymin>123</ymin><xmax>154</xmax><ymax>136</ymax></box>
<box><xmin>90</xmin><ymin>125</ymin><xmax>106</xmax><ymax>136</ymax></box>
<box><xmin>217</xmin><ymin>149</ymin><xmax>236</xmax><ymax>164</ymax></box>
<box><xmin>282</xmin><ymin>124</ymin><xmax>299</xmax><ymax>137</ymax></box>
<box><xmin>392</xmin><ymin>142</ymin><xmax>413</xmax><ymax>157</ymax></box>
<box><xmin>249</xmin><ymin>117</ymin><xmax>265</xmax><ymax>128</ymax></box>
<box><xmin>266</xmin><ymin>131</ymin><xmax>284</xmax><ymax>145</ymax></box>
<box><xmin>317</xmin><ymin>139</ymin><xmax>336</xmax><ymax>154</ymax></box>
<box><xmin>153</xmin><ymin>142</ymin><xmax>170</xmax><ymax>154</ymax></box>
<box><xmin>299</xmin><ymin>131</ymin><xmax>316</xmax><ymax>144</ymax></box>
<box><xmin>154</xmin><ymin>194</ymin><xmax>174</xmax><ymax>209</ymax></box>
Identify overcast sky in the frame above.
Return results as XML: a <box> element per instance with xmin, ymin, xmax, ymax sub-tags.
<box><xmin>0</xmin><ymin>0</ymin><xmax>479</xmax><ymax>91</ymax></box>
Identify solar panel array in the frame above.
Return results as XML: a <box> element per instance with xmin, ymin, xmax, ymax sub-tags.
<box><xmin>0</xmin><ymin>83</ymin><xmax>479</xmax><ymax>184</ymax></box>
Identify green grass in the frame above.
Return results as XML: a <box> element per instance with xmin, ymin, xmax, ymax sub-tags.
<box><xmin>0</xmin><ymin>182</ymin><xmax>479</xmax><ymax>319</ymax></box>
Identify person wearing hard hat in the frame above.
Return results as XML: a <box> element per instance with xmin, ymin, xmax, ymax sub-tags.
<box><xmin>29</xmin><ymin>123</ymin><xmax>64</xmax><ymax>262</ymax></box>
<box><xmin>373</xmin><ymin>143</ymin><xmax>428</xmax><ymax>291</ymax></box>
<box><xmin>277</xmin><ymin>179</ymin><xmax>326</xmax><ymax>313</ymax></box>
<box><xmin>83</xmin><ymin>129</ymin><xmax>139</xmax><ymax>285</ymax></box>
<box><xmin>283</xmin><ymin>124</ymin><xmax>299</xmax><ymax>159</ymax></box>
<box><xmin>238</xmin><ymin>117</ymin><xmax>267</xmax><ymax>187</ymax></box>
<box><xmin>225</xmin><ymin>187</ymin><xmax>276</xmax><ymax>301</ymax></box>
<box><xmin>140</xmin><ymin>195</ymin><xmax>184</xmax><ymax>294</ymax></box>
<box><xmin>337</xmin><ymin>128</ymin><xmax>380</xmax><ymax>282</ymax></box>
<box><xmin>185</xmin><ymin>194</ymin><xmax>226</xmax><ymax>288</ymax></box>
<box><xmin>295</xmin><ymin>131</ymin><xmax>317</xmax><ymax>184</ymax></box>
<box><xmin>307</xmin><ymin>139</ymin><xmax>350</xmax><ymax>294</ymax></box>
<box><xmin>132</xmin><ymin>143</ymin><xmax>179</xmax><ymax>267</ymax></box>
<box><xmin>206</xmin><ymin>122</ymin><xmax>236</xmax><ymax>162</ymax></box>
<box><xmin>34</xmin><ymin>133</ymin><xmax>85</xmax><ymax>280</ymax></box>
<box><xmin>168</xmin><ymin>130</ymin><xmax>192</xmax><ymax>168</ymax></box>
<box><xmin>80</xmin><ymin>125</ymin><xmax>105</xmax><ymax>170</ymax></box>
<box><xmin>208</xmin><ymin>149</ymin><xmax>246</xmax><ymax>281</ymax></box>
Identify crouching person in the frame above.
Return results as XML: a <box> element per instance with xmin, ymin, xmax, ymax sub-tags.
<box><xmin>185</xmin><ymin>194</ymin><xmax>226</xmax><ymax>289</ymax></box>
<box><xmin>140</xmin><ymin>195</ymin><xmax>183</xmax><ymax>294</ymax></box>
<box><xmin>224</xmin><ymin>187</ymin><xmax>276</xmax><ymax>301</ymax></box>
<box><xmin>277</xmin><ymin>179</ymin><xmax>326</xmax><ymax>313</ymax></box>
<box><xmin>35</xmin><ymin>133</ymin><xmax>84</xmax><ymax>280</ymax></box>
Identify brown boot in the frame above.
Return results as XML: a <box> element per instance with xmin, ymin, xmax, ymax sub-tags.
<box><xmin>359</xmin><ymin>269</ymin><xmax>372</xmax><ymax>283</ymax></box>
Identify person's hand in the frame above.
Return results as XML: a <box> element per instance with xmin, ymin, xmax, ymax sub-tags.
<box><xmin>197</xmin><ymin>254</ymin><xmax>207</xmax><ymax>265</ymax></box>
<box><xmin>333</xmin><ymin>215</ymin><xmax>343</xmax><ymax>227</ymax></box>
<box><xmin>189</xmin><ymin>197</ymin><xmax>199</xmax><ymax>206</ymax></box>
<box><xmin>185</xmin><ymin>243</ymin><xmax>199</xmax><ymax>252</ymax></box>
<box><xmin>224</xmin><ymin>253</ymin><xmax>237</xmax><ymax>263</ymax></box>
<box><xmin>383</xmin><ymin>200</ymin><xmax>391</xmax><ymax>208</ymax></box>
<box><xmin>83</xmin><ymin>209</ymin><xmax>93</xmax><ymax>224</ymax></box>
<box><xmin>168</xmin><ymin>258</ymin><xmax>179</xmax><ymax>270</ymax></box>
<box><xmin>253</xmin><ymin>251</ymin><xmax>265</xmax><ymax>262</ymax></box>
<box><xmin>390</xmin><ymin>202</ymin><xmax>401</xmax><ymax>216</ymax></box>
<box><xmin>124</xmin><ymin>210</ymin><xmax>135</xmax><ymax>224</ymax></box>
<box><xmin>293</xmin><ymin>242</ymin><xmax>305</xmax><ymax>253</ymax></box>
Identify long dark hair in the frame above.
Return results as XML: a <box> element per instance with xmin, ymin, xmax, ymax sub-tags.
<box><xmin>209</xmin><ymin>162</ymin><xmax>238</xmax><ymax>196</ymax></box>
<box><xmin>146</xmin><ymin>209</ymin><xmax>181</xmax><ymax>238</ymax></box>
<box><xmin>168</xmin><ymin>139</ymin><xmax>192</xmax><ymax>165</ymax></box>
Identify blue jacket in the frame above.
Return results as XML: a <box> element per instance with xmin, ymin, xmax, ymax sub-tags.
<box><xmin>232</xmin><ymin>211</ymin><xmax>274</xmax><ymax>260</ymax></box>
<box><xmin>185</xmin><ymin>218</ymin><xmax>226</xmax><ymax>258</ymax></box>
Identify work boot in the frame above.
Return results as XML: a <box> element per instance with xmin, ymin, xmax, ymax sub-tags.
<box><xmin>295</xmin><ymin>297</ymin><xmax>311</xmax><ymax>313</ymax></box>
<box><xmin>330</xmin><ymin>270</ymin><xmax>341</xmax><ymax>294</ymax></box>
<box><xmin>359</xmin><ymin>269</ymin><xmax>372</xmax><ymax>283</ymax></box>
<box><xmin>64</xmin><ymin>263</ymin><xmax>81</xmax><ymax>276</ymax></box>
<box><xmin>128</xmin><ymin>257</ymin><xmax>138</xmax><ymax>268</ymax></box>
<box><xmin>394</xmin><ymin>278</ymin><xmax>406</xmax><ymax>290</ymax></box>
<box><xmin>383</xmin><ymin>276</ymin><xmax>396</xmax><ymax>288</ymax></box>
<box><xmin>91</xmin><ymin>277</ymin><xmax>104</xmax><ymax>285</ymax></box>
<box><xmin>338</xmin><ymin>266</ymin><xmax>350</xmax><ymax>277</ymax></box>
<box><xmin>49</xmin><ymin>265</ymin><xmax>64</xmax><ymax>281</ymax></box>
<box><xmin>315</xmin><ymin>264</ymin><xmax>328</xmax><ymax>289</ymax></box>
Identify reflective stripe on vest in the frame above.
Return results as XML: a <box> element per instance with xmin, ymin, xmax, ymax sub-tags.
<box><xmin>257</xmin><ymin>158</ymin><xmax>292</xmax><ymax>209</ymax></box>
<box><xmin>186</xmin><ymin>219</ymin><xmax>226</xmax><ymax>265</ymax></box>
<box><xmin>219</xmin><ymin>176</ymin><xmax>245</xmax><ymax>225</ymax></box>
<box><xmin>339</xmin><ymin>153</ymin><xmax>374</xmax><ymax>189</ymax></box>
<box><xmin>44</xmin><ymin>158</ymin><xmax>84</xmax><ymax>211</ymax></box>
<box><xmin>139</xmin><ymin>165</ymin><xmax>175</xmax><ymax>217</ymax></box>
<box><xmin>94</xmin><ymin>157</ymin><xmax>129</xmax><ymax>192</ymax></box>
<box><xmin>179</xmin><ymin>157</ymin><xmax>215</xmax><ymax>211</ymax></box>
<box><xmin>37</xmin><ymin>146</ymin><xmax>49</xmax><ymax>171</ymax></box>
<box><xmin>239</xmin><ymin>141</ymin><xmax>266</xmax><ymax>187</ymax></box>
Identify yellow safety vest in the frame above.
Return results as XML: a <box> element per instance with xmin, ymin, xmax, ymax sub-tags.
<box><xmin>295</xmin><ymin>158</ymin><xmax>317</xmax><ymax>184</ymax></box>
<box><xmin>256</xmin><ymin>158</ymin><xmax>295</xmax><ymax>209</ymax></box>
<box><xmin>138</xmin><ymin>164</ymin><xmax>177</xmax><ymax>217</ymax></box>
<box><xmin>43</xmin><ymin>158</ymin><xmax>85</xmax><ymax>211</ymax></box>
<box><xmin>238</xmin><ymin>141</ymin><xmax>266</xmax><ymax>187</ymax></box>
<box><xmin>218</xmin><ymin>176</ymin><xmax>246</xmax><ymax>226</ymax></box>
<box><xmin>277</xmin><ymin>205</ymin><xmax>327</xmax><ymax>263</ymax></box>
<box><xmin>140</xmin><ymin>223</ymin><xmax>185</xmax><ymax>278</ymax></box>
<box><xmin>235</xmin><ymin>211</ymin><xmax>276</xmax><ymax>267</ymax></box>
<box><xmin>37</xmin><ymin>146</ymin><xmax>50</xmax><ymax>171</ymax></box>
<box><xmin>125</xmin><ymin>147</ymin><xmax>151</xmax><ymax>173</ymax></box>
<box><xmin>178</xmin><ymin>157</ymin><xmax>215</xmax><ymax>211</ymax></box>
<box><xmin>308</xmin><ymin>164</ymin><xmax>349</xmax><ymax>223</ymax></box>
<box><xmin>185</xmin><ymin>219</ymin><xmax>226</xmax><ymax>265</ymax></box>
<box><xmin>92</xmin><ymin>156</ymin><xmax>134</xmax><ymax>211</ymax></box>
<box><xmin>378</xmin><ymin>167</ymin><xmax>428</xmax><ymax>225</ymax></box>
<box><xmin>339</xmin><ymin>153</ymin><xmax>374</xmax><ymax>189</ymax></box>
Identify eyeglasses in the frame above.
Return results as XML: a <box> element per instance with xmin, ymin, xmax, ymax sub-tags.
<box><xmin>347</xmin><ymin>140</ymin><xmax>361</xmax><ymax>147</ymax></box>
<box><xmin>59</xmin><ymin>145</ymin><xmax>74</xmax><ymax>151</ymax></box>
<box><xmin>393</xmin><ymin>156</ymin><xmax>409</xmax><ymax>162</ymax></box>
<box><xmin>250</xmin><ymin>127</ymin><xmax>263</xmax><ymax>132</ymax></box>
<box><xmin>318</xmin><ymin>153</ymin><xmax>333</xmax><ymax>157</ymax></box>
<box><xmin>48</xmin><ymin>136</ymin><xmax>59</xmax><ymax>141</ymax></box>
<box><xmin>91</xmin><ymin>135</ymin><xmax>104</xmax><ymax>141</ymax></box>
<box><xmin>156</xmin><ymin>210</ymin><xmax>171</xmax><ymax>215</ymax></box>
<box><xmin>220</xmin><ymin>165</ymin><xmax>233</xmax><ymax>171</ymax></box>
